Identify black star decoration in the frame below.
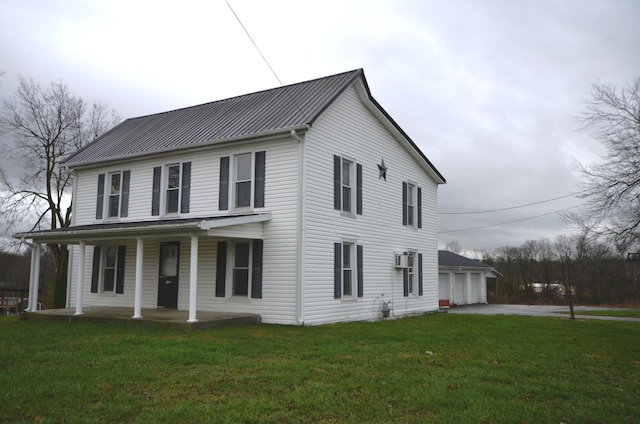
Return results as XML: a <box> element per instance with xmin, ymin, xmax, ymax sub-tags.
<box><xmin>378</xmin><ymin>158</ymin><xmax>387</xmax><ymax>181</ymax></box>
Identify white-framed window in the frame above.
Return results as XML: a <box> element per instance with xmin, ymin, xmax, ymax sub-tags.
<box><xmin>219</xmin><ymin>151</ymin><xmax>266</xmax><ymax>211</ymax></box>
<box><xmin>334</xmin><ymin>241</ymin><xmax>363</xmax><ymax>299</ymax></box>
<box><xmin>107</xmin><ymin>172</ymin><xmax>123</xmax><ymax>218</ymax></box>
<box><xmin>215</xmin><ymin>239</ymin><xmax>264</xmax><ymax>299</ymax></box>
<box><xmin>402</xmin><ymin>250</ymin><xmax>423</xmax><ymax>298</ymax></box>
<box><xmin>234</xmin><ymin>153</ymin><xmax>253</xmax><ymax>209</ymax></box>
<box><xmin>96</xmin><ymin>170</ymin><xmax>130</xmax><ymax>219</ymax></box>
<box><xmin>333</xmin><ymin>155</ymin><xmax>362</xmax><ymax>216</ymax></box>
<box><xmin>91</xmin><ymin>245</ymin><xmax>126</xmax><ymax>295</ymax></box>
<box><xmin>342</xmin><ymin>242</ymin><xmax>354</xmax><ymax>296</ymax></box>
<box><xmin>406</xmin><ymin>183</ymin><xmax>415</xmax><ymax>226</ymax></box>
<box><xmin>102</xmin><ymin>246</ymin><xmax>118</xmax><ymax>293</ymax></box>
<box><xmin>341</xmin><ymin>159</ymin><xmax>354</xmax><ymax>214</ymax></box>
<box><xmin>151</xmin><ymin>162</ymin><xmax>191</xmax><ymax>216</ymax></box>
<box><xmin>165</xmin><ymin>163</ymin><xmax>181</xmax><ymax>214</ymax></box>
<box><xmin>402</xmin><ymin>182</ymin><xmax>422</xmax><ymax>228</ymax></box>
<box><xmin>407</xmin><ymin>251</ymin><xmax>416</xmax><ymax>295</ymax></box>
<box><xmin>232</xmin><ymin>241</ymin><xmax>252</xmax><ymax>297</ymax></box>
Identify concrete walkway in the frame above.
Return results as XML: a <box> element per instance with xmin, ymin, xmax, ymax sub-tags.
<box><xmin>23</xmin><ymin>306</ymin><xmax>261</xmax><ymax>330</ymax></box>
<box><xmin>446</xmin><ymin>304</ymin><xmax>640</xmax><ymax>322</ymax></box>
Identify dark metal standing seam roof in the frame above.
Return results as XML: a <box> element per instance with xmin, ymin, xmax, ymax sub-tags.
<box><xmin>62</xmin><ymin>69</ymin><xmax>445</xmax><ymax>183</ymax></box>
<box><xmin>63</xmin><ymin>69</ymin><xmax>363</xmax><ymax>166</ymax></box>
<box><xmin>438</xmin><ymin>250</ymin><xmax>493</xmax><ymax>268</ymax></box>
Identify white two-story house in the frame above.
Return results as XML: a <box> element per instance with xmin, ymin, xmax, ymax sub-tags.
<box><xmin>16</xmin><ymin>69</ymin><xmax>446</xmax><ymax>325</ymax></box>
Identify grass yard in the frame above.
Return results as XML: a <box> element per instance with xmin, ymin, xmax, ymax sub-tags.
<box><xmin>1</xmin><ymin>313</ymin><xmax>639</xmax><ymax>423</ymax></box>
<box><xmin>570</xmin><ymin>309</ymin><xmax>640</xmax><ymax>318</ymax></box>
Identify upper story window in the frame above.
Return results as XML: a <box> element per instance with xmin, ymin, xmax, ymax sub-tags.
<box><xmin>235</xmin><ymin>153</ymin><xmax>253</xmax><ymax>208</ymax></box>
<box><xmin>219</xmin><ymin>151</ymin><xmax>265</xmax><ymax>211</ymax></box>
<box><xmin>165</xmin><ymin>164</ymin><xmax>181</xmax><ymax>214</ymax></box>
<box><xmin>333</xmin><ymin>155</ymin><xmax>362</xmax><ymax>216</ymax></box>
<box><xmin>152</xmin><ymin>162</ymin><xmax>191</xmax><ymax>216</ymax></box>
<box><xmin>402</xmin><ymin>182</ymin><xmax>422</xmax><ymax>228</ymax></box>
<box><xmin>96</xmin><ymin>170</ymin><xmax>130</xmax><ymax>220</ymax></box>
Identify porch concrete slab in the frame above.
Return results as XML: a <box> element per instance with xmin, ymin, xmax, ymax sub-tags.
<box><xmin>22</xmin><ymin>306</ymin><xmax>261</xmax><ymax>330</ymax></box>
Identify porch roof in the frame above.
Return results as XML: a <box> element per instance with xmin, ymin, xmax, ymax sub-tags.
<box><xmin>13</xmin><ymin>212</ymin><xmax>272</xmax><ymax>244</ymax></box>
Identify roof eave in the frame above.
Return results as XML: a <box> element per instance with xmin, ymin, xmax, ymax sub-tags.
<box><xmin>64</xmin><ymin>124</ymin><xmax>311</xmax><ymax>170</ymax></box>
<box><xmin>353</xmin><ymin>74</ymin><xmax>446</xmax><ymax>184</ymax></box>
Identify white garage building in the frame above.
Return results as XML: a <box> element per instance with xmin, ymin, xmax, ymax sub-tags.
<box><xmin>438</xmin><ymin>250</ymin><xmax>502</xmax><ymax>307</ymax></box>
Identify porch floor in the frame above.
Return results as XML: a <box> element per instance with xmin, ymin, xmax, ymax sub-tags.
<box><xmin>22</xmin><ymin>306</ymin><xmax>261</xmax><ymax>331</ymax></box>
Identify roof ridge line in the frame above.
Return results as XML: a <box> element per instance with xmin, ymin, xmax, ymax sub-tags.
<box><xmin>127</xmin><ymin>68</ymin><xmax>364</xmax><ymax>122</ymax></box>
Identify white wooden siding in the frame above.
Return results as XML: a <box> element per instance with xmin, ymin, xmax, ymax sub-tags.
<box><xmin>301</xmin><ymin>85</ymin><xmax>440</xmax><ymax>325</ymax></box>
<box><xmin>67</xmin><ymin>80</ymin><xmax>442</xmax><ymax>326</ymax></box>
<box><xmin>69</xmin><ymin>135</ymin><xmax>302</xmax><ymax>324</ymax></box>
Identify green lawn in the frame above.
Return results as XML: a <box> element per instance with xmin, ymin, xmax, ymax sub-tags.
<box><xmin>570</xmin><ymin>309</ymin><xmax>640</xmax><ymax>318</ymax></box>
<box><xmin>1</xmin><ymin>314</ymin><xmax>639</xmax><ymax>423</ymax></box>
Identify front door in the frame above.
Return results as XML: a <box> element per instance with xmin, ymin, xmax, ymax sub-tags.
<box><xmin>158</xmin><ymin>242</ymin><xmax>179</xmax><ymax>308</ymax></box>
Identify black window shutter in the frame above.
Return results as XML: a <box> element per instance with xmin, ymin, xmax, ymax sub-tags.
<box><xmin>219</xmin><ymin>156</ymin><xmax>229</xmax><ymax>211</ymax></box>
<box><xmin>333</xmin><ymin>155</ymin><xmax>341</xmax><ymax>210</ymax></box>
<box><xmin>151</xmin><ymin>167</ymin><xmax>161</xmax><ymax>216</ymax></box>
<box><xmin>417</xmin><ymin>187</ymin><xmax>422</xmax><ymax>229</ymax></box>
<box><xmin>356</xmin><ymin>163</ymin><xmax>363</xmax><ymax>215</ymax></box>
<box><xmin>91</xmin><ymin>246</ymin><xmax>101</xmax><ymax>293</ymax></box>
<box><xmin>181</xmin><ymin>162</ymin><xmax>191</xmax><ymax>213</ymax></box>
<box><xmin>403</xmin><ymin>268</ymin><xmax>409</xmax><ymax>297</ymax></box>
<box><xmin>254</xmin><ymin>151</ymin><xmax>266</xmax><ymax>208</ymax></box>
<box><xmin>251</xmin><ymin>239</ymin><xmax>263</xmax><ymax>299</ymax></box>
<box><xmin>334</xmin><ymin>242</ymin><xmax>342</xmax><ymax>299</ymax></box>
<box><xmin>96</xmin><ymin>174</ymin><xmax>105</xmax><ymax>219</ymax></box>
<box><xmin>116</xmin><ymin>246</ymin><xmax>126</xmax><ymax>294</ymax></box>
<box><xmin>402</xmin><ymin>182</ymin><xmax>408</xmax><ymax>226</ymax></box>
<box><xmin>418</xmin><ymin>253</ymin><xmax>423</xmax><ymax>296</ymax></box>
<box><xmin>120</xmin><ymin>170</ymin><xmax>130</xmax><ymax>217</ymax></box>
<box><xmin>215</xmin><ymin>241</ymin><xmax>227</xmax><ymax>297</ymax></box>
<box><xmin>357</xmin><ymin>244</ymin><xmax>363</xmax><ymax>297</ymax></box>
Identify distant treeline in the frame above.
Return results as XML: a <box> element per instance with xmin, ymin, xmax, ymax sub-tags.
<box><xmin>0</xmin><ymin>249</ymin><xmax>54</xmax><ymax>291</ymax></box>
<box><xmin>477</xmin><ymin>235</ymin><xmax>640</xmax><ymax>306</ymax></box>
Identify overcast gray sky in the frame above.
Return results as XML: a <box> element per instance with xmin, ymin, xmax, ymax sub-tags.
<box><xmin>1</xmin><ymin>0</ymin><xmax>639</xmax><ymax>253</ymax></box>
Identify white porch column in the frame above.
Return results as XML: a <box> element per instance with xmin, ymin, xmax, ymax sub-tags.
<box><xmin>133</xmin><ymin>238</ymin><xmax>144</xmax><ymax>319</ymax></box>
<box><xmin>74</xmin><ymin>242</ymin><xmax>86</xmax><ymax>315</ymax></box>
<box><xmin>28</xmin><ymin>243</ymin><xmax>41</xmax><ymax>312</ymax></box>
<box><xmin>32</xmin><ymin>244</ymin><xmax>41</xmax><ymax>311</ymax></box>
<box><xmin>187</xmin><ymin>235</ymin><xmax>199</xmax><ymax>323</ymax></box>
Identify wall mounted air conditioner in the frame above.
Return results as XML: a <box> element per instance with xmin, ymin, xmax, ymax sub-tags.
<box><xmin>394</xmin><ymin>253</ymin><xmax>408</xmax><ymax>269</ymax></box>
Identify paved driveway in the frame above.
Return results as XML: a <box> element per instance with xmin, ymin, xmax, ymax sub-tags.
<box><xmin>446</xmin><ymin>304</ymin><xmax>640</xmax><ymax>322</ymax></box>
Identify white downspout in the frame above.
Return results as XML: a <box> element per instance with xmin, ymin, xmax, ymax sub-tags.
<box><xmin>66</xmin><ymin>168</ymin><xmax>78</xmax><ymax>308</ymax></box>
<box><xmin>292</xmin><ymin>129</ymin><xmax>306</xmax><ymax>325</ymax></box>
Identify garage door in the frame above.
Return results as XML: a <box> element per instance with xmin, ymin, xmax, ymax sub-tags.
<box><xmin>470</xmin><ymin>273</ymin><xmax>481</xmax><ymax>303</ymax></box>
<box><xmin>454</xmin><ymin>273</ymin><xmax>466</xmax><ymax>305</ymax></box>
<box><xmin>439</xmin><ymin>273</ymin><xmax>450</xmax><ymax>301</ymax></box>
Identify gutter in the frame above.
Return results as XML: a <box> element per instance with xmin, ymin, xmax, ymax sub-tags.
<box><xmin>64</xmin><ymin>125</ymin><xmax>311</xmax><ymax>170</ymax></box>
<box><xmin>291</xmin><ymin>129</ymin><xmax>306</xmax><ymax>325</ymax></box>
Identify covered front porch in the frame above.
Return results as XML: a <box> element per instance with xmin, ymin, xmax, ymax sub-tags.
<box><xmin>15</xmin><ymin>213</ymin><xmax>271</xmax><ymax>325</ymax></box>
<box><xmin>22</xmin><ymin>306</ymin><xmax>260</xmax><ymax>330</ymax></box>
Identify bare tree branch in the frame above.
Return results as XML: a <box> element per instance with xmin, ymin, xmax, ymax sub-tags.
<box><xmin>573</xmin><ymin>76</ymin><xmax>640</xmax><ymax>252</ymax></box>
<box><xmin>0</xmin><ymin>76</ymin><xmax>119</xmax><ymax>306</ymax></box>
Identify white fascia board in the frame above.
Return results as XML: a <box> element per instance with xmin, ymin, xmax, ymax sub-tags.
<box><xmin>198</xmin><ymin>212</ymin><xmax>272</xmax><ymax>230</ymax></box>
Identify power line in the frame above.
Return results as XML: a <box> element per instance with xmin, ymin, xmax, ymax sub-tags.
<box><xmin>225</xmin><ymin>0</ymin><xmax>284</xmax><ymax>87</ymax></box>
<box><xmin>438</xmin><ymin>190</ymin><xmax>586</xmax><ymax>215</ymax></box>
<box><xmin>224</xmin><ymin>0</ymin><xmax>308</xmax><ymax>121</ymax></box>
<box><xmin>438</xmin><ymin>205</ymin><xmax>581</xmax><ymax>234</ymax></box>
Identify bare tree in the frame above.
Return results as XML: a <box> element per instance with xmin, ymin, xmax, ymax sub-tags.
<box><xmin>0</xmin><ymin>77</ymin><xmax>119</xmax><ymax>307</ymax></box>
<box><xmin>575</xmin><ymin>76</ymin><xmax>640</xmax><ymax>251</ymax></box>
<box><xmin>445</xmin><ymin>239</ymin><xmax>462</xmax><ymax>254</ymax></box>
